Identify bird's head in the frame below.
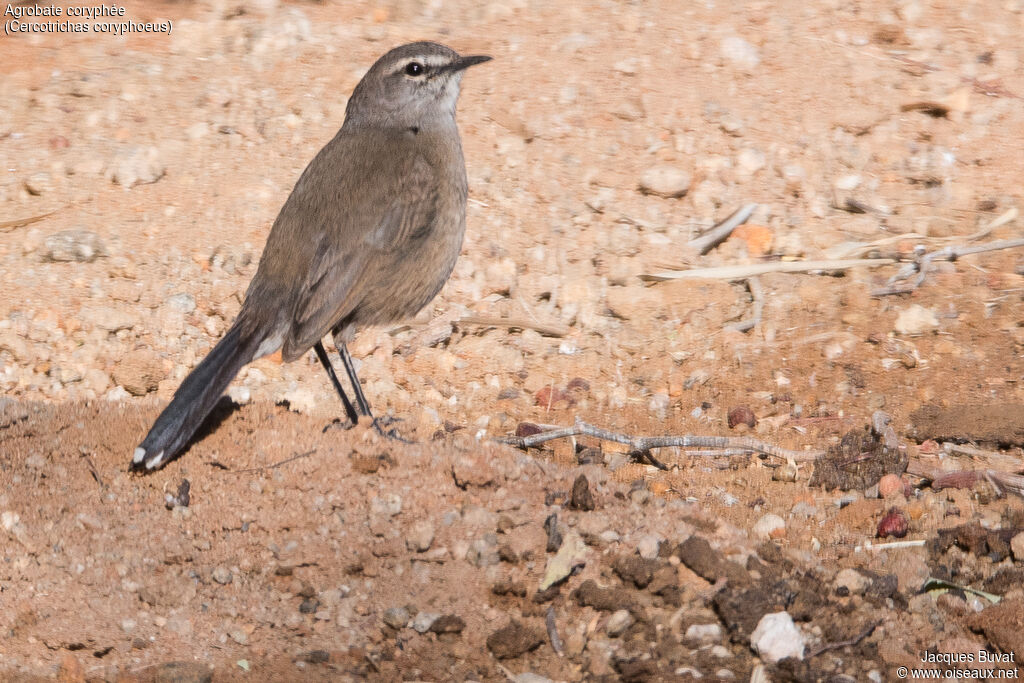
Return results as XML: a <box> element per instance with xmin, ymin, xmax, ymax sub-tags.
<box><xmin>345</xmin><ymin>41</ymin><xmax>491</xmax><ymax>131</ymax></box>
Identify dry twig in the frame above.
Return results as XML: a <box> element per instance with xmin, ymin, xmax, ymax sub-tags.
<box><xmin>856</xmin><ymin>539</ymin><xmax>927</xmax><ymax>552</ymax></box>
<box><xmin>965</xmin><ymin>206</ymin><xmax>1018</xmax><ymax>241</ymax></box>
<box><xmin>942</xmin><ymin>442</ymin><xmax>1023</xmax><ymax>473</ymax></box>
<box><xmin>807</xmin><ymin>620</ymin><xmax>881</xmax><ymax>658</ymax></box>
<box><xmin>498</xmin><ymin>417</ymin><xmax>823</xmax><ymax>470</ymax></box>
<box><xmin>0</xmin><ymin>211</ymin><xmax>56</xmax><ymax>233</ymax></box>
<box><xmin>725</xmin><ymin>276</ymin><xmax>764</xmax><ymax>333</ymax></box>
<box><xmin>873</xmin><ymin>237</ymin><xmax>1024</xmax><ymax>296</ymax></box>
<box><xmin>80</xmin><ymin>452</ymin><xmax>105</xmax><ymax>489</ymax></box>
<box><xmin>641</xmin><ymin>258</ymin><xmax>895</xmax><ymax>283</ymax></box>
<box><xmin>458</xmin><ymin>314</ymin><xmax>569</xmax><ymax>338</ymax></box>
<box><xmin>226</xmin><ymin>449</ymin><xmax>317</xmax><ymax>474</ymax></box>
<box><xmin>687</xmin><ymin>203</ymin><xmax>758</xmax><ymax>255</ymax></box>
<box><xmin>545</xmin><ymin>607</ymin><xmax>564</xmax><ymax>657</ymax></box>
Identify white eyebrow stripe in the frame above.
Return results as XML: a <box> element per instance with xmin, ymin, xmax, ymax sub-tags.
<box><xmin>421</xmin><ymin>54</ymin><xmax>452</xmax><ymax>67</ymax></box>
<box><xmin>390</xmin><ymin>54</ymin><xmax>453</xmax><ymax>77</ymax></box>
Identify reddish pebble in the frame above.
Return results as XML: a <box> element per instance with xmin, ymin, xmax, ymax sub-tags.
<box><xmin>878</xmin><ymin>473</ymin><xmax>904</xmax><ymax>498</ymax></box>
<box><xmin>534</xmin><ymin>386</ymin><xmax>556</xmax><ymax>407</ymax></box>
<box><xmin>877</xmin><ymin>508</ymin><xmax>909</xmax><ymax>539</ymax></box>
<box><xmin>566</xmin><ymin>377</ymin><xmax>591</xmax><ymax>392</ymax></box>
<box><xmin>727</xmin><ymin>405</ymin><xmax>757</xmax><ymax>429</ymax></box>
<box><xmin>515</xmin><ymin>422</ymin><xmax>543</xmax><ymax>438</ymax></box>
<box><xmin>534</xmin><ymin>386</ymin><xmax>572</xmax><ymax>407</ymax></box>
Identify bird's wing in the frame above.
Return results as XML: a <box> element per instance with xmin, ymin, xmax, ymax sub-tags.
<box><xmin>283</xmin><ymin>148</ymin><xmax>439</xmax><ymax>356</ymax></box>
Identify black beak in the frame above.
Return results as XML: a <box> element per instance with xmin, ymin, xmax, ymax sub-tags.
<box><xmin>449</xmin><ymin>54</ymin><xmax>492</xmax><ymax>72</ymax></box>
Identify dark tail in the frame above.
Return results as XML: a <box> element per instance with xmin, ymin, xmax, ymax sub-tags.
<box><xmin>132</xmin><ymin>322</ymin><xmax>264</xmax><ymax>471</ymax></box>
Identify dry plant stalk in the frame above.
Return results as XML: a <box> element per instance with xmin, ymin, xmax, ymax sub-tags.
<box><xmin>499</xmin><ymin>417</ymin><xmax>823</xmax><ymax>470</ymax></box>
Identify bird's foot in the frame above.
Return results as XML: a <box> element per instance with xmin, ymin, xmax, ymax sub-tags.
<box><xmin>322</xmin><ymin>417</ymin><xmax>356</xmax><ymax>433</ymax></box>
<box><xmin>372</xmin><ymin>415</ymin><xmax>412</xmax><ymax>443</ymax></box>
<box><xmin>322</xmin><ymin>415</ymin><xmax>410</xmax><ymax>442</ymax></box>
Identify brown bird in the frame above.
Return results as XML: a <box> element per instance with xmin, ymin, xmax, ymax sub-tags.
<box><xmin>132</xmin><ymin>42</ymin><xmax>490</xmax><ymax>470</ymax></box>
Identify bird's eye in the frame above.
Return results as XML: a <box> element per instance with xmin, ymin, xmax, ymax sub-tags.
<box><xmin>405</xmin><ymin>62</ymin><xmax>424</xmax><ymax>76</ymax></box>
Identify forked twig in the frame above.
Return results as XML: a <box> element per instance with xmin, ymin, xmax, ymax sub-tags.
<box><xmin>873</xmin><ymin>237</ymin><xmax>1024</xmax><ymax>296</ymax></box>
<box><xmin>498</xmin><ymin>417</ymin><xmax>823</xmax><ymax>469</ymax></box>
<box><xmin>807</xmin><ymin>620</ymin><xmax>881</xmax><ymax>658</ymax></box>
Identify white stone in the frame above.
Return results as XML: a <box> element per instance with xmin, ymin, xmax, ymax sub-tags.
<box><xmin>606</xmin><ymin>609</ymin><xmax>634</xmax><ymax>637</ymax></box>
<box><xmin>280</xmin><ymin>387</ymin><xmax>317</xmax><ymax>415</ymax></box>
<box><xmin>750</xmin><ymin>611</ymin><xmax>805</xmax><ymax>662</ymax></box>
<box><xmin>720</xmin><ymin>36</ymin><xmax>760</xmax><ymax>70</ymax></box>
<box><xmin>894</xmin><ymin>304</ymin><xmax>939</xmax><ymax>335</ymax></box>
<box><xmin>108</xmin><ymin>145</ymin><xmax>165</xmax><ymax>188</ymax></box>
<box><xmin>637</xmin><ymin>534</ymin><xmax>662</xmax><ymax>559</ymax></box>
<box><xmin>835</xmin><ymin>568</ymin><xmax>870</xmax><ymax>595</ymax></box>
<box><xmin>834</xmin><ymin>174</ymin><xmax>862</xmax><ymax>191</ymax></box>
<box><xmin>752</xmin><ymin>513</ymin><xmax>785</xmax><ymax>541</ymax></box>
<box><xmin>639</xmin><ymin>165</ymin><xmax>691</xmax><ymax>198</ymax></box>
<box><xmin>686</xmin><ymin>623</ymin><xmax>724</xmax><ymax>645</ymax></box>
<box><xmin>737</xmin><ymin>148</ymin><xmax>766</xmax><ymax>174</ymax></box>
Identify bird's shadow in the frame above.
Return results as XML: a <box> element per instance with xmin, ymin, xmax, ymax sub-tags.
<box><xmin>180</xmin><ymin>396</ymin><xmax>243</xmax><ymax>456</ymax></box>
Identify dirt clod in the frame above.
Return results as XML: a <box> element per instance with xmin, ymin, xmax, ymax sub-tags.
<box><xmin>571</xmin><ymin>579</ymin><xmax>636</xmax><ymax>613</ymax></box>
<box><xmin>612</xmin><ymin>554</ymin><xmax>659</xmax><ymax>589</ymax></box>
<box><xmin>486</xmin><ymin>620</ymin><xmax>546</xmax><ymax>659</ymax></box>
<box><xmin>569</xmin><ymin>473</ymin><xmax>596</xmax><ymax>510</ymax></box>
<box><xmin>910</xmin><ymin>404</ymin><xmax>1024</xmax><ymax>446</ymax></box>
<box><xmin>810</xmin><ymin>423</ymin><xmax>907</xmax><ymax>491</ymax></box>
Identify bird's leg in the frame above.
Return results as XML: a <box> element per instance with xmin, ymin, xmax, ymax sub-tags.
<box><xmin>314</xmin><ymin>341</ymin><xmax>360</xmax><ymax>426</ymax></box>
<box><xmin>338</xmin><ymin>341</ymin><xmax>373</xmax><ymax>417</ymax></box>
<box><xmin>337</xmin><ymin>341</ymin><xmax>410</xmax><ymax>442</ymax></box>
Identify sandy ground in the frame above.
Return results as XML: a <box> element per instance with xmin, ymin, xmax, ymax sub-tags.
<box><xmin>2</xmin><ymin>0</ymin><xmax>1024</xmax><ymax>680</ymax></box>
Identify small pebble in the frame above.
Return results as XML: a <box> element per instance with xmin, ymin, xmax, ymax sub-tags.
<box><xmin>834</xmin><ymin>568</ymin><xmax>870</xmax><ymax>595</ymax></box>
<box><xmin>638</xmin><ymin>165</ymin><xmax>691</xmax><ymax>198</ymax></box>
<box><xmin>750</xmin><ymin>612</ymin><xmax>805</xmax><ymax>663</ymax></box>
<box><xmin>685</xmin><ymin>623</ymin><xmax>724</xmax><ymax>645</ymax></box>
<box><xmin>752</xmin><ymin>513</ymin><xmax>786</xmax><ymax>541</ymax></box>
<box><xmin>1011</xmin><ymin>531</ymin><xmax>1024</xmax><ymax>561</ymax></box>
<box><xmin>636</xmin><ymin>534</ymin><xmax>661</xmax><ymax>560</ymax></box>
<box><xmin>406</xmin><ymin>521</ymin><xmax>435</xmax><ymax>552</ymax></box>
<box><xmin>212</xmin><ymin>567</ymin><xmax>233</xmax><ymax>585</ymax></box>
<box><xmin>877</xmin><ymin>508</ymin><xmax>909</xmax><ymax>538</ymax></box>
<box><xmin>25</xmin><ymin>172</ymin><xmax>54</xmax><ymax>196</ymax></box>
<box><xmin>166</xmin><ymin>293</ymin><xmax>197</xmax><ymax>314</ymax></box>
<box><xmin>894</xmin><ymin>305</ymin><xmax>939</xmax><ymax>335</ymax></box>
<box><xmin>108</xmin><ymin>145</ymin><xmax>166</xmax><ymax>187</ymax></box>
<box><xmin>720</xmin><ymin>36</ymin><xmax>760</xmax><ymax>70</ymax></box>
<box><xmin>878</xmin><ymin>473</ymin><xmax>906</xmax><ymax>498</ymax></box>
<box><xmin>44</xmin><ymin>230</ymin><xmax>107</xmax><ymax>263</ymax></box>
<box><xmin>727</xmin><ymin>405</ymin><xmax>757</xmax><ymax>429</ymax></box>
<box><xmin>382</xmin><ymin>606</ymin><xmax>410</xmax><ymax>629</ymax></box>
<box><xmin>411</xmin><ymin>612</ymin><xmax>440</xmax><ymax>633</ymax></box>
<box><xmin>605</xmin><ymin>609</ymin><xmax>633</xmax><ymax>637</ymax></box>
